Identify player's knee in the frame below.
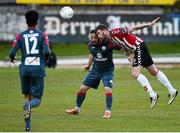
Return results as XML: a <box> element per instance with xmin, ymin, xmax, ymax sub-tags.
<box><xmin>79</xmin><ymin>85</ymin><xmax>89</xmax><ymax>93</ymax></box>
<box><xmin>105</xmin><ymin>87</ymin><xmax>112</xmax><ymax>94</ymax></box>
<box><xmin>132</xmin><ymin>71</ymin><xmax>139</xmax><ymax>79</ymax></box>
<box><xmin>150</xmin><ymin>69</ymin><xmax>158</xmax><ymax>76</ymax></box>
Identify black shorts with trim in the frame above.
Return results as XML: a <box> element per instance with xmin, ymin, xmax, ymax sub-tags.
<box><xmin>132</xmin><ymin>42</ymin><xmax>154</xmax><ymax>67</ymax></box>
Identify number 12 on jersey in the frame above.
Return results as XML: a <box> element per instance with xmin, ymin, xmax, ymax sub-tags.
<box><xmin>24</xmin><ymin>35</ymin><xmax>39</xmax><ymax>55</ymax></box>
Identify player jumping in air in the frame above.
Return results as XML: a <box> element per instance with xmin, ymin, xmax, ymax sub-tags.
<box><xmin>9</xmin><ymin>10</ymin><xmax>50</xmax><ymax>131</ymax></box>
<box><xmin>65</xmin><ymin>30</ymin><xmax>121</xmax><ymax>119</ymax></box>
<box><xmin>95</xmin><ymin>17</ymin><xmax>178</xmax><ymax>109</ymax></box>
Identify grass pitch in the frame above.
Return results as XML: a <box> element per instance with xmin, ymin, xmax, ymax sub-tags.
<box><xmin>0</xmin><ymin>67</ymin><xmax>180</xmax><ymax>132</ymax></box>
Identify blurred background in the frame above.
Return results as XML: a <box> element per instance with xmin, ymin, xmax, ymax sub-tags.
<box><xmin>0</xmin><ymin>0</ymin><xmax>180</xmax><ymax>67</ymax></box>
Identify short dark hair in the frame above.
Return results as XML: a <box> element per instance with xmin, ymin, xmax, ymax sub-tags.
<box><xmin>90</xmin><ymin>29</ymin><xmax>95</xmax><ymax>34</ymax></box>
<box><xmin>25</xmin><ymin>10</ymin><xmax>39</xmax><ymax>27</ymax></box>
<box><xmin>95</xmin><ymin>24</ymin><xmax>108</xmax><ymax>33</ymax></box>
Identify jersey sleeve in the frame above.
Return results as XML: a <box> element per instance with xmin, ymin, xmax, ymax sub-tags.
<box><xmin>42</xmin><ymin>32</ymin><xmax>50</xmax><ymax>55</ymax></box>
<box><xmin>9</xmin><ymin>33</ymin><xmax>21</xmax><ymax>60</ymax></box>
<box><xmin>87</xmin><ymin>42</ymin><xmax>93</xmax><ymax>52</ymax></box>
<box><xmin>42</xmin><ymin>32</ymin><xmax>50</xmax><ymax>61</ymax></box>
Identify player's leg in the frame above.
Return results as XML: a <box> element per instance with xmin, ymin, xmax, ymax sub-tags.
<box><xmin>132</xmin><ymin>43</ymin><xmax>158</xmax><ymax>108</ymax></box>
<box><xmin>102</xmin><ymin>70</ymin><xmax>113</xmax><ymax>118</ymax></box>
<box><xmin>29</xmin><ymin>76</ymin><xmax>44</xmax><ymax>108</ymax></box>
<box><xmin>66</xmin><ymin>85</ymin><xmax>90</xmax><ymax>115</ymax></box>
<box><xmin>132</xmin><ymin>66</ymin><xmax>156</xmax><ymax>97</ymax></box>
<box><xmin>103</xmin><ymin>87</ymin><xmax>112</xmax><ymax>119</ymax></box>
<box><xmin>23</xmin><ymin>94</ymin><xmax>31</xmax><ymax>132</ymax></box>
<box><xmin>146</xmin><ymin>64</ymin><xmax>178</xmax><ymax>105</ymax></box>
<box><xmin>75</xmin><ymin>85</ymin><xmax>89</xmax><ymax>111</ymax></box>
<box><xmin>66</xmin><ymin>71</ymin><xmax>100</xmax><ymax>115</ymax></box>
<box><xmin>22</xmin><ymin>76</ymin><xmax>43</xmax><ymax>131</ymax></box>
<box><xmin>132</xmin><ymin>66</ymin><xmax>158</xmax><ymax>108</ymax></box>
<box><xmin>20</xmin><ymin>76</ymin><xmax>31</xmax><ymax>131</ymax></box>
<box><xmin>23</xmin><ymin>94</ymin><xmax>31</xmax><ymax>118</ymax></box>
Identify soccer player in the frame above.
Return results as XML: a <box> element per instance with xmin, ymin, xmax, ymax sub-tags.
<box><xmin>95</xmin><ymin>17</ymin><xmax>178</xmax><ymax>109</ymax></box>
<box><xmin>9</xmin><ymin>10</ymin><xmax>50</xmax><ymax>131</ymax></box>
<box><xmin>65</xmin><ymin>30</ymin><xmax>121</xmax><ymax>119</ymax></box>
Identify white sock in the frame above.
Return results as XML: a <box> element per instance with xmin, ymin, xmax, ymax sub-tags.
<box><xmin>137</xmin><ymin>74</ymin><xmax>156</xmax><ymax>97</ymax></box>
<box><xmin>75</xmin><ymin>106</ymin><xmax>80</xmax><ymax>111</ymax></box>
<box><xmin>156</xmin><ymin>70</ymin><xmax>175</xmax><ymax>94</ymax></box>
<box><xmin>105</xmin><ymin>110</ymin><xmax>111</xmax><ymax>113</ymax></box>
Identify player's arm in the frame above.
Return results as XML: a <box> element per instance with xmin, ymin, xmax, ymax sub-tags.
<box><xmin>84</xmin><ymin>53</ymin><xmax>93</xmax><ymax>70</ymax></box>
<box><xmin>42</xmin><ymin>32</ymin><xmax>50</xmax><ymax>62</ymax></box>
<box><xmin>109</xmin><ymin>41</ymin><xmax>122</xmax><ymax>50</ymax></box>
<box><xmin>127</xmin><ymin>54</ymin><xmax>135</xmax><ymax>62</ymax></box>
<box><xmin>127</xmin><ymin>17</ymin><xmax>160</xmax><ymax>33</ymax></box>
<box><xmin>120</xmin><ymin>47</ymin><xmax>134</xmax><ymax>57</ymax></box>
<box><xmin>9</xmin><ymin>33</ymin><xmax>21</xmax><ymax>63</ymax></box>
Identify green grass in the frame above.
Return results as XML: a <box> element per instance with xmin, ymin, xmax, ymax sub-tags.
<box><xmin>0</xmin><ymin>67</ymin><xmax>180</xmax><ymax>131</ymax></box>
<box><xmin>1</xmin><ymin>42</ymin><xmax>180</xmax><ymax>60</ymax></box>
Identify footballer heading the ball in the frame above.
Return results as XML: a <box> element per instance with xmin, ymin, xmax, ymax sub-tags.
<box><xmin>60</xmin><ymin>6</ymin><xmax>74</xmax><ymax>19</ymax></box>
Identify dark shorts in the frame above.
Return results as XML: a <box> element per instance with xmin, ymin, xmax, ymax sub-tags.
<box><xmin>20</xmin><ymin>76</ymin><xmax>44</xmax><ymax>99</ymax></box>
<box><xmin>132</xmin><ymin>42</ymin><xmax>154</xmax><ymax>67</ymax></box>
<box><xmin>83</xmin><ymin>69</ymin><xmax>114</xmax><ymax>89</ymax></box>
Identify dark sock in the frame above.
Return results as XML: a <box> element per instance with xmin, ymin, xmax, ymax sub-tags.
<box><xmin>25</xmin><ymin>118</ymin><xmax>31</xmax><ymax>130</ymax></box>
<box><xmin>106</xmin><ymin>92</ymin><xmax>112</xmax><ymax>111</ymax></box>
<box><xmin>76</xmin><ymin>92</ymin><xmax>86</xmax><ymax>108</ymax></box>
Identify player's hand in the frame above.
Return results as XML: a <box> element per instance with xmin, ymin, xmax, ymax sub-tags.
<box><xmin>128</xmin><ymin>54</ymin><xmax>135</xmax><ymax>62</ymax></box>
<box><xmin>148</xmin><ymin>17</ymin><xmax>160</xmax><ymax>27</ymax></box>
<box><xmin>84</xmin><ymin>64</ymin><xmax>90</xmax><ymax>71</ymax></box>
<box><xmin>45</xmin><ymin>54</ymin><xmax>49</xmax><ymax>63</ymax></box>
<box><xmin>121</xmin><ymin>27</ymin><xmax>128</xmax><ymax>34</ymax></box>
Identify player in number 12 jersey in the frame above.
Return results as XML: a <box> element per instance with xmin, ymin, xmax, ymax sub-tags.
<box><xmin>9</xmin><ymin>10</ymin><xmax>50</xmax><ymax>131</ymax></box>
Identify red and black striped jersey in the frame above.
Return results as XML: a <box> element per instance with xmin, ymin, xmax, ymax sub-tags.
<box><xmin>110</xmin><ymin>28</ymin><xmax>143</xmax><ymax>56</ymax></box>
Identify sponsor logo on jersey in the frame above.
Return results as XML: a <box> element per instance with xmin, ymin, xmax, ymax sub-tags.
<box><xmin>95</xmin><ymin>53</ymin><xmax>107</xmax><ymax>61</ymax></box>
<box><xmin>97</xmin><ymin>53</ymin><xmax>102</xmax><ymax>58</ymax></box>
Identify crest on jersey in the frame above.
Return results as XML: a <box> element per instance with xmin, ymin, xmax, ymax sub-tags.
<box><xmin>30</xmin><ymin>30</ymin><xmax>34</xmax><ymax>34</ymax></box>
<box><xmin>102</xmin><ymin>46</ymin><xmax>106</xmax><ymax>50</ymax></box>
<box><xmin>97</xmin><ymin>53</ymin><xmax>102</xmax><ymax>58</ymax></box>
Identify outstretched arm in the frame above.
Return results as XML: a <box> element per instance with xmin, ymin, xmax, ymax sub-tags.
<box><xmin>128</xmin><ymin>17</ymin><xmax>160</xmax><ymax>33</ymax></box>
